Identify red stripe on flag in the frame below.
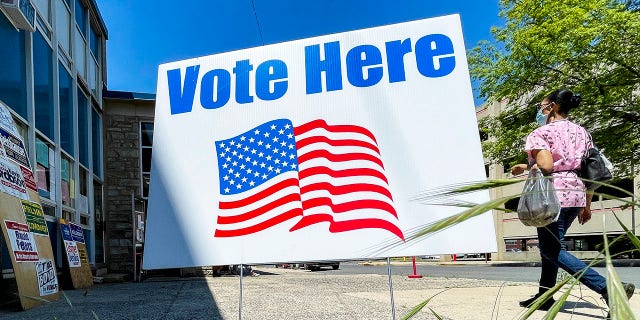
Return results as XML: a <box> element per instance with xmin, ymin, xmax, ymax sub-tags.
<box><xmin>297</xmin><ymin>149</ymin><xmax>384</xmax><ymax>168</ymax></box>
<box><xmin>217</xmin><ymin>193</ymin><xmax>302</xmax><ymax>224</ymax></box>
<box><xmin>214</xmin><ymin>208</ymin><xmax>303</xmax><ymax>237</ymax></box>
<box><xmin>289</xmin><ymin>213</ymin><xmax>404</xmax><ymax>241</ymax></box>
<box><xmin>296</xmin><ymin>136</ymin><xmax>380</xmax><ymax>154</ymax></box>
<box><xmin>299</xmin><ymin>167</ymin><xmax>388</xmax><ymax>184</ymax></box>
<box><xmin>294</xmin><ymin>119</ymin><xmax>377</xmax><ymax>143</ymax></box>
<box><xmin>300</xmin><ymin>182</ymin><xmax>393</xmax><ymax>200</ymax></box>
<box><xmin>219</xmin><ymin>178</ymin><xmax>299</xmax><ymax>209</ymax></box>
<box><xmin>301</xmin><ymin>197</ymin><xmax>398</xmax><ymax>218</ymax></box>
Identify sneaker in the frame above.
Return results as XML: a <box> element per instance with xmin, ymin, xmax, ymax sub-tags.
<box><xmin>624</xmin><ymin>282</ymin><xmax>635</xmax><ymax>299</ymax></box>
<box><xmin>602</xmin><ymin>282</ymin><xmax>635</xmax><ymax>303</ymax></box>
<box><xmin>519</xmin><ymin>293</ymin><xmax>556</xmax><ymax>311</ymax></box>
<box><xmin>604</xmin><ymin>282</ymin><xmax>634</xmax><ymax>319</ymax></box>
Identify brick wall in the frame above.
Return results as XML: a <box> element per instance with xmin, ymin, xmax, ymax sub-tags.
<box><xmin>103</xmin><ymin>99</ymin><xmax>154</xmax><ymax>274</ymax></box>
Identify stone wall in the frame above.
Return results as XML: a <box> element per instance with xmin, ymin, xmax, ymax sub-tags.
<box><xmin>103</xmin><ymin>98</ymin><xmax>154</xmax><ymax>274</ymax></box>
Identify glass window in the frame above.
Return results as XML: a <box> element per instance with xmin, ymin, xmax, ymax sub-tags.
<box><xmin>0</xmin><ymin>14</ymin><xmax>28</xmax><ymax>119</ymax></box>
<box><xmin>141</xmin><ymin>122</ymin><xmax>153</xmax><ymax>198</ymax></box>
<box><xmin>89</xmin><ymin>24</ymin><xmax>99</xmax><ymax>59</ymax></box>
<box><xmin>142</xmin><ymin>148</ymin><xmax>152</xmax><ymax>172</ymax></box>
<box><xmin>74</xmin><ymin>0</ymin><xmax>86</xmax><ymax>35</ymax></box>
<box><xmin>62</xmin><ymin>210</ymin><xmax>73</xmax><ymax>222</ymax></box>
<box><xmin>74</xmin><ymin>27</ymin><xmax>86</xmax><ymax>78</ymax></box>
<box><xmin>34</xmin><ymin>30</ymin><xmax>55</xmax><ymax>139</ymax></box>
<box><xmin>91</xmin><ymin>107</ymin><xmax>102</xmax><ymax>177</ymax></box>
<box><xmin>79</xmin><ymin>167</ymin><xmax>87</xmax><ymax>196</ymax></box>
<box><xmin>94</xmin><ymin>180</ymin><xmax>104</xmax><ymax>263</ymax></box>
<box><xmin>77</xmin><ymin>89</ymin><xmax>89</xmax><ymax>166</ymax></box>
<box><xmin>142</xmin><ymin>174</ymin><xmax>150</xmax><ymax>198</ymax></box>
<box><xmin>78</xmin><ymin>167</ymin><xmax>88</xmax><ymax>214</ymax></box>
<box><xmin>89</xmin><ymin>59</ymin><xmax>98</xmax><ymax>97</ymax></box>
<box><xmin>55</xmin><ymin>0</ymin><xmax>71</xmax><ymax>55</ymax></box>
<box><xmin>61</xmin><ymin>155</ymin><xmax>74</xmax><ymax>207</ymax></box>
<box><xmin>33</xmin><ymin>0</ymin><xmax>50</xmax><ymax>23</ymax></box>
<box><xmin>36</xmin><ymin>136</ymin><xmax>53</xmax><ymax>199</ymax></box>
<box><xmin>141</xmin><ymin>122</ymin><xmax>154</xmax><ymax>146</ymax></box>
<box><xmin>59</xmin><ymin>62</ymin><xmax>74</xmax><ymax>154</ymax></box>
<box><xmin>42</xmin><ymin>204</ymin><xmax>55</xmax><ymax>217</ymax></box>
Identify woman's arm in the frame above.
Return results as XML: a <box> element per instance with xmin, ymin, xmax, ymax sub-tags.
<box><xmin>530</xmin><ymin>149</ymin><xmax>553</xmax><ymax>175</ymax></box>
<box><xmin>579</xmin><ymin>192</ymin><xmax>593</xmax><ymax>224</ymax></box>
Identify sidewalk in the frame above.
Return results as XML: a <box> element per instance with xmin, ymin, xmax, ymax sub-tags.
<box><xmin>361</xmin><ymin>258</ymin><xmax>640</xmax><ymax>268</ymax></box>
<box><xmin>1</xmin><ymin>266</ymin><xmax>637</xmax><ymax>319</ymax></box>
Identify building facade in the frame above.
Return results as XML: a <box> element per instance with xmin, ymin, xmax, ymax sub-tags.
<box><xmin>0</xmin><ymin>0</ymin><xmax>108</xmax><ymax>269</ymax></box>
<box><xmin>102</xmin><ymin>90</ymin><xmax>154</xmax><ymax>274</ymax></box>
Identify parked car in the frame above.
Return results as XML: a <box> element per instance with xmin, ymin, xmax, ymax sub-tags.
<box><xmin>304</xmin><ymin>262</ymin><xmax>340</xmax><ymax>271</ymax></box>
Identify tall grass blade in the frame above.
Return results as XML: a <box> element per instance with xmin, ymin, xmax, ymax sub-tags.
<box><xmin>61</xmin><ymin>291</ymin><xmax>73</xmax><ymax>307</ymax></box>
<box><xmin>428</xmin><ymin>307</ymin><xmax>443</xmax><ymax>320</ymax></box>
<box><xmin>400</xmin><ymin>289</ymin><xmax>449</xmax><ymax>320</ymax></box>
<box><xmin>613</xmin><ymin>213</ymin><xmax>640</xmax><ymax>251</ymax></box>
<box><xmin>400</xmin><ymin>297</ymin><xmax>432</xmax><ymax>320</ymax></box>
<box><xmin>519</xmin><ymin>276</ymin><xmax>573</xmax><ymax>320</ymax></box>
<box><xmin>603</xmin><ymin>215</ymin><xmax>634</xmax><ymax>320</ymax></box>
<box><xmin>541</xmin><ymin>281</ymin><xmax>575</xmax><ymax>320</ymax></box>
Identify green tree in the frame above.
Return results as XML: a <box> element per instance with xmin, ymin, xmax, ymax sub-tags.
<box><xmin>469</xmin><ymin>0</ymin><xmax>640</xmax><ymax>177</ymax></box>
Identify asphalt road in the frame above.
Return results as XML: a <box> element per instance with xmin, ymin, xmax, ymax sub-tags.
<box><xmin>309</xmin><ymin>261</ymin><xmax>640</xmax><ymax>284</ymax></box>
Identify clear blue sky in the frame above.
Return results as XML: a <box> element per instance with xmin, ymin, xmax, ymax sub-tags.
<box><xmin>96</xmin><ymin>0</ymin><xmax>502</xmax><ymax>105</ymax></box>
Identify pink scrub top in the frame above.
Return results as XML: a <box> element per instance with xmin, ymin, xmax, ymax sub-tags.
<box><xmin>525</xmin><ymin>119</ymin><xmax>592</xmax><ymax>208</ymax></box>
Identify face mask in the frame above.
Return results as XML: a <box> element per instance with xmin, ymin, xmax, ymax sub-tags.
<box><xmin>536</xmin><ymin>109</ymin><xmax>548</xmax><ymax>126</ymax></box>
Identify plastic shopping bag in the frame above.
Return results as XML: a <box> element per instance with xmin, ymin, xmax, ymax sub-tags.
<box><xmin>517</xmin><ymin>169</ymin><xmax>561</xmax><ymax>227</ymax></box>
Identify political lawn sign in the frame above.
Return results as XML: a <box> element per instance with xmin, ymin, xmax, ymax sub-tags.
<box><xmin>0</xmin><ymin>100</ymin><xmax>60</xmax><ymax>309</ymax></box>
<box><xmin>144</xmin><ymin>14</ymin><xmax>497</xmax><ymax>269</ymax></box>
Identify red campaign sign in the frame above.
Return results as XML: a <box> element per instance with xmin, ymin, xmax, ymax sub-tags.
<box><xmin>20</xmin><ymin>166</ymin><xmax>37</xmax><ymax>191</ymax></box>
<box><xmin>5</xmin><ymin>220</ymin><xmax>29</xmax><ymax>232</ymax></box>
<box><xmin>4</xmin><ymin>220</ymin><xmax>39</xmax><ymax>262</ymax></box>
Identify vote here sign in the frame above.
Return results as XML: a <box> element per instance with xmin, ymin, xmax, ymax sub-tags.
<box><xmin>144</xmin><ymin>14</ymin><xmax>496</xmax><ymax>268</ymax></box>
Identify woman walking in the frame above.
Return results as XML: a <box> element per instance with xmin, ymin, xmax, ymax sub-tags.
<box><xmin>511</xmin><ymin>89</ymin><xmax>634</xmax><ymax>313</ymax></box>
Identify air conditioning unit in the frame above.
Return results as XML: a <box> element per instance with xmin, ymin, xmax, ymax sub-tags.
<box><xmin>0</xmin><ymin>0</ymin><xmax>35</xmax><ymax>32</ymax></box>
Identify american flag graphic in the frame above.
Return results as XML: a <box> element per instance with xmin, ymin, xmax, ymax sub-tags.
<box><xmin>214</xmin><ymin>119</ymin><xmax>403</xmax><ymax>240</ymax></box>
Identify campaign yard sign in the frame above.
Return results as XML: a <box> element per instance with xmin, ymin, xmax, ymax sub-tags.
<box><xmin>60</xmin><ymin>223</ymin><xmax>81</xmax><ymax>268</ymax></box>
<box><xmin>4</xmin><ymin>220</ymin><xmax>39</xmax><ymax>262</ymax></box>
<box><xmin>21</xmin><ymin>200</ymin><xmax>49</xmax><ymax>236</ymax></box>
<box><xmin>144</xmin><ymin>14</ymin><xmax>497</xmax><ymax>269</ymax></box>
<box><xmin>35</xmin><ymin>259</ymin><xmax>58</xmax><ymax>296</ymax></box>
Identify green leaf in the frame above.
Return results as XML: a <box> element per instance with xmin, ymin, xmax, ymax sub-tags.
<box><xmin>603</xmin><ymin>216</ymin><xmax>635</xmax><ymax>319</ymax></box>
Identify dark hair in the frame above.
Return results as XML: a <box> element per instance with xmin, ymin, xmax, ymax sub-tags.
<box><xmin>545</xmin><ymin>89</ymin><xmax>582</xmax><ymax>114</ymax></box>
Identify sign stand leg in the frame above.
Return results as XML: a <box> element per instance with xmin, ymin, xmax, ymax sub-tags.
<box><xmin>387</xmin><ymin>257</ymin><xmax>396</xmax><ymax>320</ymax></box>
<box><xmin>238</xmin><ymin>264</ymin><xmax>244</xmax><ymax>320</ymax></box>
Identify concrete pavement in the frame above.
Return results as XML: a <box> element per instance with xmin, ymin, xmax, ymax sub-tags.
<box><xmin>0</xmin><ymin>264</ymin><xmax>638</xmax><ymax>319</ymax></box>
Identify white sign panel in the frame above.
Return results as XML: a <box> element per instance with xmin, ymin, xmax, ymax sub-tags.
<box><xmin>4</xmin><ymin>220</ymin><xmax>39</xmax><ymax>262</ymax></box>
<box><xmin>0</xmin><ymin>156</ymin><xmax>28</xmax><ymax>200</ymax></box>
<box><xmin>144</xmin><ymin>14</ymin><xmax>496</xmax><ymax>269</ymax></box>
<box><xmin>63</xmin><ymin>240</ymin><xmax>81</xmax><ymax>268</ymax></box>
<box><xmin>36</xmin><ymin>259</ymin><xmax>59</xmax><ymax>296</ymax></box>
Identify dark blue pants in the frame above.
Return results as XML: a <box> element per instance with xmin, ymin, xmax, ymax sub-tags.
<box><xmin>536</xmin><ymin>207</ymin><xmax>607</xmax><ymax>295</ymax></box>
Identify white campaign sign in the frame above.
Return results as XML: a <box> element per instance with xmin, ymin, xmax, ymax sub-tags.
<box><xmin>36</xmin><ymin>259</ymin><xmax>59</xmax><ymax>296</ymax></box>
<box><xmin>144</xmin><ymin>14</ymin><xmax>497</xmax><ymax>269</ymax></box>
